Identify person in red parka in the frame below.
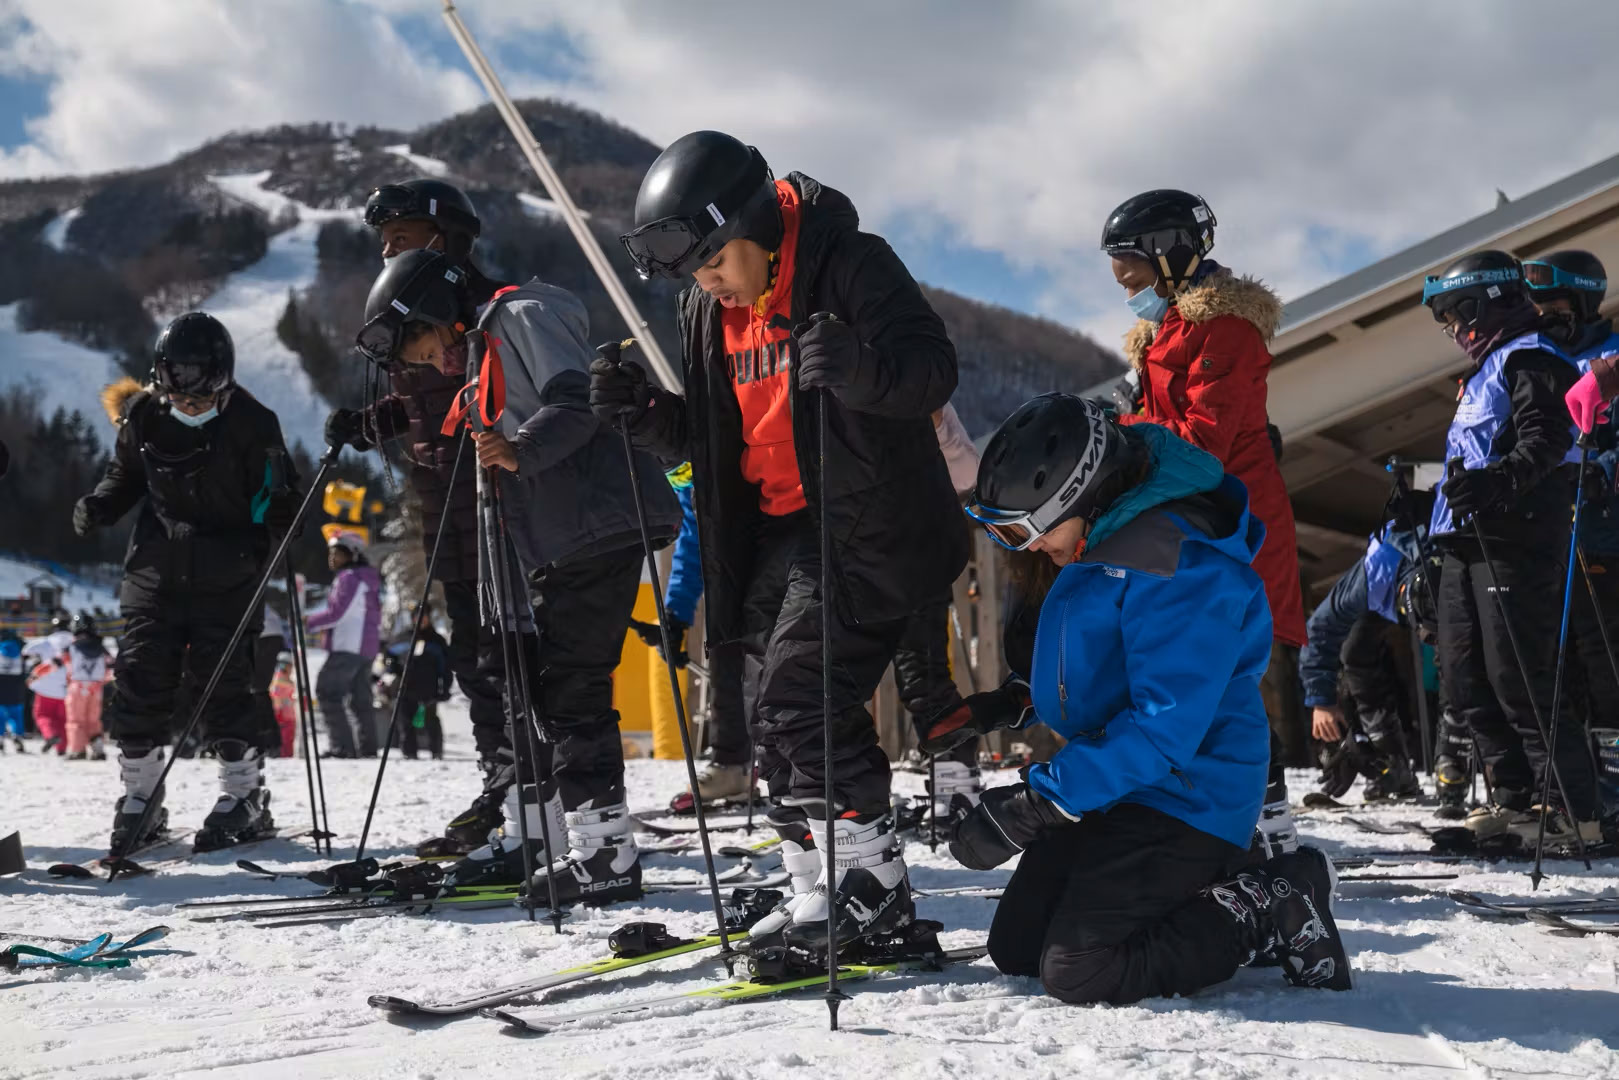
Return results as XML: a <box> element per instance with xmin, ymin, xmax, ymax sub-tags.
<box><xmin>1102</xmin><ymin>190</ymin><xmax>1307</xmax><ymax>854</ymax></box>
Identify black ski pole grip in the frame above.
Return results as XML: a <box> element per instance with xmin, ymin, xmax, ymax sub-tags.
<box><xmin>267</xmin><ymin>448</ymin><xmax>289</xmax><ymax>496</ymax></box>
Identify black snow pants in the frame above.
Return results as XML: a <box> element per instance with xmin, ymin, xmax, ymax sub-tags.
<box><xmin>893</xmin><ymin>599</ymin><xmax>975</xmax><ymax>767</ymax></box>
<box><xmin>106</xmin><ymin>578</ymin><xmax>277</xmax><ymax>752</ymax></box>
<box><xmin>1571</xmin><ymin>549</ymin><xmax>1619</xmax><ymax>727</ymax></box>
<box><xmin>1438</xmin><ymin>537</ymin><xmax>1601</xmax><ymax>818</ymax></box>
<box><xmin>514</xmin><ymin>544</ymin><xmax>642</xmax><ymax>810</ymax></box>
<box><xmin>740</xmin><ymin>511</ymin><xmax>908</xmax><ymax>815</ymax></box>
<box><xmin>1339</xmin><ymin>612</ymin><xmax>1408</xmax><ymax>753</ymax></box>
<box><xmin>705</xmin><ymin>639</ymin><xmax>750</xmax><ymax>767</ymax></box>
<box><xmin>441</xmin><ymin>579</ymin><xmax>509</xmax><ymax>762</ymax></box>
<box><xmin>988</xmin><ymin>803</ymin><xmax>1252</xmax><ymax>1005</ymax></box>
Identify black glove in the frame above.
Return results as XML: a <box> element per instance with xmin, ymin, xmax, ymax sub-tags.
<box><xmin>263</xmin><ymin>493</ymin><xmax>301</xmax><ymax>537</ymax></box>
<box><xmin>589</xmin><ymin>355</ymin><xmax>652</xmax><ymax>427</ymax></box>
<box><xmin>631</xmin><ymin>616</ymin><xmax>689</xmax><ymax>668</ymax></box>
<box><xmin>947</xmin><ymin>782</ymin><xmax>1076</xmax><ymax>870</ymax></box>
<box><xmin>1441</xmin><ymin>457</ymin><xmax>1514</xmax><ymax>519</ymax></box>
<box><xmin>1266</xmin><ymin>422</ymin><xmax>1284</xmax><ymax>463</ymax></box>
<box><xmin>72</xmin><ymin>497</ymin><xmax>104</xmax><ymax>538</ymax></box>
<box><xmin>1316</xmin><ymin>732</ymin><xmax>1366</xmax><ymax>800</ymax></box>
<box><xmin>918</xmin><ymin>675</ymin><xmax>1033</xmax><ymax>755</ymax></box>
<box><xmin>324</xmin><ymin>408</ymin><xmax>371</xmax><ymax>452</ymax></box>
<box><xmin>794</xmin><ymin>313</ymin><xmax>866</xmax><ymax>394</ymax></box>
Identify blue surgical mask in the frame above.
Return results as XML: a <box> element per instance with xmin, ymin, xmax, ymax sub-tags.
<box><xmin>1127</xmin><ymin>287</ymin><xmax>1169</xmax><ymax>324</ymax></box>
<box><xmin>170</xmin><ymin>404</ymin><xmax>219</xmax><ymax>428</ymax></box>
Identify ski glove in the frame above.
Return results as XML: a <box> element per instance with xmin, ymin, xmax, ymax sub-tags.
<box><xmin>71</xmin><ymin>497</ymin><xmax>104</xmax><ymax>538</ymax></box>
<box><xmin>1566</xmin><ymin>371</ymin><xmax>1611</xmax><ymax>435</ymax></box>
<box><xmin>948</xmin><ymin>781</ymin><xmax>1076</xmax><ymax>871</ymax></box>
<box><xmin>324</xmin><ymin>408</ymin><xmax>372</xmax><ymax>452</ymax></box>
<box><xmin>263</xmin><ymin>492</ymin><xmax>301</xmax><ymax>537</ymax></box>
<box><xmin>918</xmin><ymin>674</ymin><xmax>1033</xmax><ymax>756</ymax></box>
<box><xmin>794</xmin><ymin>312</ymin><xmax>868</xmax><ymax>397</ymax></box>
<box><xmin>631</xmin><ymin>616</ymin><xmax>688</xmax><ymax>668</ymax></box>
<box><xmin>1441</xmin><ymin>457</ymin><xmax>1514</xmax><ymax>519</ymax></box>
<box><xmin>588</xmin><ymin>355</ymin><xmax>652</xmax><ymax>427</ymax></box>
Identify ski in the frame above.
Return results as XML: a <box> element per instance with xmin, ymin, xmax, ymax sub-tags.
<box><xmin>2</xmin><ymin>941</ymin><xmax>131</xmax><ymax>972</ymax></box>
<box><xmin>1525</xmin><ymin>911</ymin><xmax>1619</xmax><ymax>936</ymax></box>
<box><xmin>483</xmin><ymin>944</ymin><xmax>989</xmax><ymax>1033</ymax></box>
<box><xmin>49</xmin><ymin>827</ymin><xmax>313</xmax><ymax>881</ymax></box>
<box><xmin>1448</xmin><ymin>890</ymin><xmax>1619</xmax><ymax>919</ymax></box>
<box><xmin>46</xmin><ymin>829</ymin><xmax>197</xmax><ymax>879</ymax></box>
<box><xmin>629</xmin><ymin>812</ymin><xmax>760</xmax><ymax>837</ymax></box>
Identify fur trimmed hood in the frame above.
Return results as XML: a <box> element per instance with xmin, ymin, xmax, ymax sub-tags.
<box><xmin>100</xmin><ymin>377</ymin><xmax>148</xmax><ymax>427</ymax></box>
<box><xmin>1122</xmin><ymin>270</ymin><xmax>1284</xmax><ymax>373</ymax></box>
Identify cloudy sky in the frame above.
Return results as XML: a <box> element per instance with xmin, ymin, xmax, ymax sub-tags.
<box><xmin>3</xmin><ymin>0</ymin><xmax>1618</xmax><ymax>346</ymax></box>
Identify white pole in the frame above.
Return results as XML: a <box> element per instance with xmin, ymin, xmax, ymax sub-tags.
<box><xmin>438</xmin><ymin>1</ymin><xmax>681</xmax><ymax>390</ymax></box>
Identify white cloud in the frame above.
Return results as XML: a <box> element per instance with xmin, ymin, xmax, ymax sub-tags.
<box><xmin>3</xmin><ymin>0</ymin><xmax>1618</xmax><ymax>347</ymax></box>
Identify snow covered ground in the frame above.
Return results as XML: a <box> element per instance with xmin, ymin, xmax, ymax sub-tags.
<box><xmin>3</xmin><ymin>700</ymin><xmax>1618</xmax><ymax>1080</ymax></box>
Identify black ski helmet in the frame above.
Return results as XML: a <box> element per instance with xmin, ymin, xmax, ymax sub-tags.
<box><xmin>1421</xmin><ymin>250</ymin><xmax>1534</xmax><ymax>342</ymax></box>
<box><xmin>354</xmin><ymin>249</ymin><xmax>470</xmax><ymax>367</ymax></box>
<box><xmin>364</xmin><ymin>178</ymin><xmax>481</xmax><ymax>260</ymax></box>
<box><xmin>70</xmin><ymin>612</ymin><xmax>97</xmax><ymax>637</ymax></box>
<box><xmin>969</xmin><ymin>394</ymin><xmax>1144</xmax><ymax>549</ymax></box>
<box><xmin>1101</xmin><ymin>189</ymin><xmax>1217</xmax><ymax>289</ymax></box>
<box><xmin>620</xmin><ymin>130</ymin><xmax>781</xmax><ymax>279</ymax></box>
<box><xmin>1523</xmin><ymin>249</ymin><xmax>1608</xmax><ymax>325</ymax></box>
<box><xmin>50</xmin><ymin>612</ymin><xmax>69</xmax><ymax>633</ymax></box>
<box><xmin>152</xmin><ymin>312</ymin><xmax>235</xmax><ymax>397</ymax></box>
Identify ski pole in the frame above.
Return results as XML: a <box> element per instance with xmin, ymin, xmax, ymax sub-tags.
<box><xmin>350</xmin><ymin>431</ymin><xmax>470</xmax><ymax>866</ymax></box>
<box><xmin>487</xmin><ymin>479</ymin><xmax>563</xmax><ymax>930</ymax></box>
<box><xmin>1530</xmin><ymin>443</ymin><xmax>1593</xmax><ymax>888</ymax></box>
<box><xmin>266</xmin><ymin>449</ymin><xmax>327</xmax><ymax>855</ymax></box>
<box><xmin>927</xmin><ymin>753</ymin><xmax>939</xmax><ymax>854</ymax></box>
<box><xmin>1576</xmin><ymin>546</ymin><xmax>1619</xmax><ymax>694</ymax></box>
<box><xmin>284</xmin><ymin>566</ymin><xmax>333</xmax><ymax>855</ymax></box>
<box><xmin>818</xmin><ymin>380</ymin><xmax>847</xmax><ymax>1031</ymax></box>
<box><xmin>1466</xmin><ymin>512</ymin><xmax>1592</xmax><ymax>871</ymax></box>
<box><xmin>107</xmin><ymin>444</ymin><xmax>342</xmax><ymax>878</ymax></box>
<box><xmin>599</xmin><ymin>339</ymin><xmax>735</xmax><ymax>967</ymax></box>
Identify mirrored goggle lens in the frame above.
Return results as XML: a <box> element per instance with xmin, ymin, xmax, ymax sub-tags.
<box><xmin>364</xmin><ymin>185</ymin><xmax>421</xmax><ymax>228</ymax></box>
<box><xmin>1522</xmin><ymin>260</ymin><xmax>1606</xmax><ymax>293</ymax></box>
<box><xmin>355</xmin><ymin>316</ymin><xmax>400</xmax><ymax>362</ymax></box>
<box><xmin>622</xmin><ymin>217</ymin><xmax>704</xmax><ymax>276</ymax></box>
<box><xmin>964</xmin><ymin>503</ymin><xmax>1038</xmax><ymax>551</ymax></box>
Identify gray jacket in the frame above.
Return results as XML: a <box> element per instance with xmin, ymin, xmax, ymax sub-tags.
<box><xmin>479</xmin><ymin>279</ymin><xmax>680</xmax><ymax>571</ymax></box>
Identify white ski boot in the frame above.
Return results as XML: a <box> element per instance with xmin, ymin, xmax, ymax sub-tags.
<box><xmin>110</xmin><ymin>744</ymin><xmax>168</xmax><ymax>852</ymax></box>
<box><xmin>195</xmin><ymin>739</ymin><xmax>274</xmax><ymax>852</ymax></box>
<box><xmin>780</xmin><ymin>811</ymin><xmax>914</xmax><ymax>955</ymax></box>
<box><xmin>927</xmin><ymin>759</ymin><xmax>983</xmax><ymax>817</ymax></box>
<box><xmin>744</xmin><ymin>810</ymin><xmax>823</xmax><ymax>946</ymax></box>
<box><xmin>531</xmin><ymin>797</ymin><xmax>642</xmax><ymax>907</ymax></box>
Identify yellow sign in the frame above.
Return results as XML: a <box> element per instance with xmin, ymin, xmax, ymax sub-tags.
<box><xmin>323</xmin><ymin>481</ymin><xmax>368</xmax><ymax>523</ymax></box>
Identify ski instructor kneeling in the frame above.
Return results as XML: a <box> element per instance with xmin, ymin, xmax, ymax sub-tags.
<box><xmin>952</xmin><ymin>394</ymin><xmax>1351</xmax><ymax>1003</ymax></box>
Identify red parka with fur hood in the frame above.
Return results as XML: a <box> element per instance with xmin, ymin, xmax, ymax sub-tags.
<box><xmin>1117</xmin><ymin>270</ymin><xmax>1306</xmax><ymax>647</ymax></box>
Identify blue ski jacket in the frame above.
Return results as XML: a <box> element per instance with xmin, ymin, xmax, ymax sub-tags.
<box><xmin>1296</xmin><ymin>526</ymin><xmax>1421</xmax><ymax>708</ymax></box>
<box><xmin>664</xmin><ymin>470</ymin><xmax>703</xmax><ymax>628</ymax></box>
<box><xmin>1025</xmin><ymin>424</ymin><xmax>1273</xmax><ymax>849</ymax></box>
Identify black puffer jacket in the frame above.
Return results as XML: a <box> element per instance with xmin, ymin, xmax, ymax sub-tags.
<box><xmin>629</xmin><ymin>173</ymin><xmax>969</xmax><ymax>640</ymax></box>
<box><xmin>85</xmin><ymin>385</ymin><xmax>295</xmax><ymax>599</ymax></box>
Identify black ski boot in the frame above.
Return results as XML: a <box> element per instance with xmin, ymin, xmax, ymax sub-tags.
<box><xmin>1363</xmin><ymin>741</ymin><xmax>1422</xmax><ymax>802</ymax></box>
<box><xmin>110</xmin><ymin>745</ymin><xmax>168</xmax><ymax>852</ymax></box>
<box><xmin>443</xmin><ymin>783</ymin><xmax>564</xmax><ymax>888</ymax></box>
<box><xmin>195</xmin><ymin>739</ymin><xmax>275</xmax><ymax>852</ymax></box>
<box><xmin>1434</xmin><ymin>757</ymin><xmax>1470</xmax><ymax>820</ymax></box>
<box><xmin>1207</xmin><ymin>846</ymin><xmax>1351</xmax><ymax>990</ymax></box>
<box><xmin>530</xmin><ymin>796</ymin><xmax>642</xmax><ymax>907</ymax></box>
<box><xmin>774</xmin><ymin>810</ymin><xmax>914</xmax><ymax>957</ymax></box>
<box><xmin>437</xmin><ymin>760</ymin><xmax>511</xmax><ymax>854</ymax></box>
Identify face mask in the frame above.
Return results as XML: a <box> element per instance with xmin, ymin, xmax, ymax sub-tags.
<box><xmin>170</xmin><ymin>404</ymin><xmax>219</xmax><ymax>428</ymax></box>
<box><xmin>1127</xmin><ymin>287</ymin><xmax>1169</xmax><ymax>323</ymax></box>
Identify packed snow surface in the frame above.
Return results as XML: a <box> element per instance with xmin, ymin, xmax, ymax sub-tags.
<box><xmin>3</xmin><ymin>700</ymin><xmax>1617</xmax><ymax>1079</ymax></box>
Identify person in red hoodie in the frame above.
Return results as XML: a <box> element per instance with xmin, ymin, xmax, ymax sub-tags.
<box><xmin>1102</xmin><ymin>190</ymin><xmax>1305</xmax><ymax>854</ymax></box>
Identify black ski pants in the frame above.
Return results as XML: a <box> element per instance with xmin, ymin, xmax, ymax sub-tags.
<box><xmin>705</xmin><ymin>639</ymin><xmax>750</xmax><ymax>767</ymax></box>
<box><xmin>988</xmin><ymin>803</ymin><xmax>1252</xmax><ymax>1005</ymax></box>
<box><xmin>514</xmin><ymin>544</ymin><xmax>642</xmax><ymax>810</ymax></box>
<box><xmin>398</xmin><ymin>698</ymin><xmax>444</xmax><ymax>759</ymax></box>
<box><xmin>106</xmin><ymin>581</ymin><xmax>278</xmax><ymax>752</ymax></box>
<box><xmin>1571</xmin><ymin>549</ymin><xmax>1619</xmax><ymax>727</ymax></box>
<box><xmin>441</xmin><ymin>579</ymin><xmax>509</xmax><ymax>762</ymax></box>
<box><xmin>1340</xmin><ymin>613</ymin><xmax>1407</xmax><ymax>752</ymax></box>
<box><xmin>741</xmin><ymin>511</ymin><xmax>906</xmax><ymax>815</ymax></box>
<box><xmin>1438</xmin><ymin>538</ymin><xmax>1601</xmax><ymax>818</ymax></box>
<box><xmin>894</xmin><ymin>600</ymin><xmax>976</xmax><ymax>767</ymax></box>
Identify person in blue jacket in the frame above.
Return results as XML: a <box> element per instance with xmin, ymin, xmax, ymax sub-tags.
<box><xmin>1299</xmin><ymin>523</ymin><xmax>1426</xmax><ymax>805</ymax></box>
<box><xmin>951</xmin><ymin>393</ymin><xmax>1350</xmax><ymax>1004</ymax></box>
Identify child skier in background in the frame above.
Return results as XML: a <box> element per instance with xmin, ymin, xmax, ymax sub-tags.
<box><xmin>269</xmin><ymin>653</ymin><xmax>298</xmax><ymax>758</ymax></box>
<box><xmin>0</xmin><ymin>627</ymin><xmax>26</xmax><ymax>752</ymax></box>
<box><xmin>63</xmin><ymin>614</ymin><xmax>111</xmax><ymax>760</ymax></box>
<box><xmin>26</xmin><ymin>647</ymin><xmax>69</xmax><ymax>756</ymax></box>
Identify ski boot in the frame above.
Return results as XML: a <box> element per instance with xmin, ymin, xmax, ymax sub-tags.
<box><xmin>1206</xmin><ymin>845</ymin><xmax>1351</xmax><ymax>990</ymax></box>
<box><xmin>110</xmin><ymin>744</ymin><xmax>168</xmax><ymax>852</ymax></box>
<box><xmin>1362</xmin><ymin>743</ymin><xmax>1422</xmax><ymax>802</ymax></box>
<box><xmin>667</xmin><ymin>760</ymin><xmax>753</xmax><ymax>813</ymax></box>
<box><xmin>1433</xmin><ymin>757</ymin><xmax>1470</xmax><ymax>821</ymax></box>
<box><xmin>9</xmin><ymin>736</ymin><xmax>23</xmax><ymax>754</ymax></box>
<box><xmin>926</xmin><ymin>759</ymin><xmax>983</xmax><ymax>819</ymax></box>
<box><xmin>742</xmin><ymin>808</ymin><xmax>823</xmax><ymax>948</ymax></box>
<box><xmin>529</xmin><ymin>797</ymin><xmax>643</xmax><ymax>907</ymax></box>
<box><xmin>443</xmin><ymin>783</ymin><xmax>564</xmax><ymax>888</ymax></box>
<box><xmin>1251</xmin><ymin>775</ymin><xmax>1299</xmax><ymax>859</ymax></box>
<box><xmin>1506</xmin><ymin>807</ymin><xmax>1606</xmax><ymax>852</ymax></box>
<box><xmin>775</xmin><ymin>810</ymin><xmax>914</xmax><ymax>957</ymax></box>
<box><xmin>436</xmin><ymin>760</ymin><xmax>511</xmax><ymax>855</ymax></box>
<box><xmin>65</xmin><ymin>749</ymin><xmax>88</xmax><ymax>761</ymax></box>
<box><xmin>1463</xmin><ymin>798</ymin><xmax>1534</xmax><ymax>840</ymax></box>
<box><xmin>89</xmin><ymin>736</ymin><xmax>106</xmax><ymax>761</ymax></box>
<box><xmin>195</xmin><ymin>739</ymin><xmax>275</xmax><ymax>852</ymax></box>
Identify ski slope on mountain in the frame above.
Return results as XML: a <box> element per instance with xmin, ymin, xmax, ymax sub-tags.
<box><xmin>2</xmin><ymin>699</ymin><xmax>1616</xmax><ymax>1080</ymax></box>
<box><xmin>0</xmin><ymin>304</ymin><xmax>125</xmax><ymax>449</ymax></box>
<box><xmin>0</xmin><ymin>553</ymin><xmax>118</xmax><ymax>613</ymax></box>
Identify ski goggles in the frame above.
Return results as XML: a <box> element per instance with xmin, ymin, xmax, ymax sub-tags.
<box><xmin>1421</xmin><ymin>265</ymin><xmax>1519</xmax><ymax>311</ymax></box>
<box><xmin>963</xmin><ymin>410</ymin><xmax>1110</xmax><ymax>552</ymax></box>
<box><xmin>363</xmin><ymin>185</ymin><xmax>479</xmax><ymax>235</ymax></box>
<box><xmin>619</xmin><ymin>179</ymin><xmax>775</xmax><ymax>279</ymax></box>
<box><xmin>355</xmin><ymin>311</ymin><xmax>406</xmax><ymax>365</ymax></box>
<box><xmin>1522</xmin><ymin>260</ymin><xmax>1606</xmax><ymax>295</ymax></box>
